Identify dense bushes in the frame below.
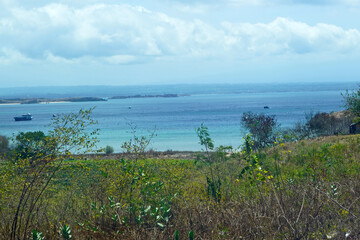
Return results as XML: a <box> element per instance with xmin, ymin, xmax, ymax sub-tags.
<box><xmin>283</xmin><ymin>111</ymin><xmax>354</xmax><ymax>142</ymax></box>
<box><xmin>0</xmin><ymin>109</ymin><xmax>100</xmax><ymax>240</ymax></box>
<box><xmin>306</xmin><ymin>111</ymin><xmax>353</xmax><ymax>136</ymax></box>
<box><xmin>241</xmin><ymin>110</ymin><xmax>354</xmax><ymax>147</ymax></box>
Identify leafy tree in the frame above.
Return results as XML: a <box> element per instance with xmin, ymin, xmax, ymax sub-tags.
<box><xmin>343</xmin><ymin>87</ymin><xmax>360</xmax><ymax>116</ymax></box>
<box><xmin>105</xmin><ymin>145</ymin><xmax>114</xmax><ymax>154</ymax></box>
<box><xmin>13</xmin><ymin>131</ymin><xmax>56</xmax><ymax>163</ymax></box>
<box><xmin>9</xmin><ymin>108</ymin><xmax>100</xmax><ymax>240</ymax></box>
<box><xmin>241</xmin><ymin>112</ymin><xmax>278</xmax><ymax>150</ymax></box>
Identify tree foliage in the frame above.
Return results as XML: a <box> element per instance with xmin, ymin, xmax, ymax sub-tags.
<box><xmin>9</xmin><ymin>108</ymin><xmax>100</xmax><ymax>240</ymax></box>
<box><xmin>343</xmin><ymin>88</ymin><xmax>360</xmax><ymax>117</ymax></box>
<box><xmin>13</xmin><ymin>131</ymin><xmax>56</xmax><ymax>162</ymax></box>
<box><xmin>241</xmin><ymin>112</ymin><xmax>278</xmax><ymax>150</ymax></box>
<box><xmin>105</xmin><ymin>145</ymin><xmax>114</xmax><ymax>154</ymax></box>
<box><xmin>196</xmin><ymin>123</ymin><xmax>214</xmax><ymax>152</ymax></box>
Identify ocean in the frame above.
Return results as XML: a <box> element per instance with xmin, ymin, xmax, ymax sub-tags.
<box><xmin>0</xmin><ymin>82</ymin><xmax>357</xmax><ymax>151</ymax></box>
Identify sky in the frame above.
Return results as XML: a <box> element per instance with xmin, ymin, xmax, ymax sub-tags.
<box><xmin>0</xmin><ymin>0</ymin><xmax>360</xmax><ymax>87</ymax></box>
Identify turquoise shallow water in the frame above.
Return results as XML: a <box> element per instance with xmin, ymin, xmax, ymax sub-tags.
<box><xmin>0</xmin><ymin>83</ymin><xmax>354</xmax><ymax>151</ymax></box>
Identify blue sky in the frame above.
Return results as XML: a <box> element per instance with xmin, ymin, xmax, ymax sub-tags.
<box><xmin>0</xmin><ymin>0</ymin><xmax>360</xmax><ymax>87</ymax></box>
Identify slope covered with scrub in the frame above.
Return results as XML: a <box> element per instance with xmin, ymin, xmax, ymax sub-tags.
<box><xmin>1</xmin><ymin>134</ymin><xmax>360</xmax><ymax>239</ymax></box>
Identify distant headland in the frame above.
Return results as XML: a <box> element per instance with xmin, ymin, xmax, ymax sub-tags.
<box><xmin>0</xmin><ymin>97</ymin><xmax>107</xmax><ymax>105</ymax></box>
<box><xmin>0</xmin><ymin>94</ymin><xmax>188</xmax><ymax>105</ymax></box>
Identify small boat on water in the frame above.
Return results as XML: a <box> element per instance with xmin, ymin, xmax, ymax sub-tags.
<box><xmin>14</xmin><ymin>113</ymin><xmax>32</xmax><ymax>121</ymax></box>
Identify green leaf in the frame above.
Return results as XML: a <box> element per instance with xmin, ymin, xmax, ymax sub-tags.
<box><xmin>189</xmin><ymin>230</ymin><xmax>194</xmax><ymax>240</ymax></box>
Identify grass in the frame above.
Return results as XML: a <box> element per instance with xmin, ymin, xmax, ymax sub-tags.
<box><xmin>1</xmin><ymin>134</ymin><xmax>360</xmax><ymax>239</ymax></box>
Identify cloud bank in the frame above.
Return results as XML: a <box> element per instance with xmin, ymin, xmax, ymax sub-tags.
<box><xmin>0</xmin><ymin>3</ymin><xmax>360</xmax><ymax>65</ymax></box>
<box><xmin>216</xmin><ymin>0</ymin><xmax>360</xmax><ymax>6</ymax></box>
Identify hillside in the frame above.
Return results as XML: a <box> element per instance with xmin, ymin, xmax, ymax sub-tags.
<box><xmin>1</xmin><ymin>134</ymin><xmax>359</xmax><ymax>239</ymax></box>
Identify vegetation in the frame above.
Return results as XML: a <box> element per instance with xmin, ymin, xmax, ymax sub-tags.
<box><xmin>121</xmin><ymin>123</ymin><xmax>157</xmax><ymax>160</ymax></box>
<box><xmin>0</xmin><ymin>108</ymin><xmax>100</xmax><ymax>240</ymax></box>
<box><xmin>281</xmin><ymin>111</ymin><xmax>354</xmax><ymax>142</ymax></box>
<box><xmin>305</xmin><ymin>111</ymin><xmax>353</xmax><ymax>135</ymax></box>
<box><xmin>1</xmin><ymin>123</ymin><xmax>360</xmax><ymax>239</ymax></box>
<box><xmin>343</xmin><ymin>86</ymin><xmax>360</xmax><ymax>116</ymax></box>
<box><xmin>0</xmin><ymin>134</ymin><xmax>9</xmax><ymax>154</ymax></box>
<box><xmin>105</xmin><ymin>145</ymin><xmax>114</xmax><ymax>154</ymax></box>
<box><xmin>241</xmin><ymin>111</ymin><xmax>279</xmax><ymax>149</ymax></box>
<box><xmin>1</xmin><ymin>86</ymin><xmax>360</xmax><ymax>239</ymax></box>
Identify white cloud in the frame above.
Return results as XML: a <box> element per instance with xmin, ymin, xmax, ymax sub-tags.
<box><xmin>0</xmin><ymin>48</ymin><xmax>33</xmax><ymax>64</ymax></box>
<box><xmin>44</xmin><ymin>51</ymin><xmax>77</xmax><ymax>64</ymax></box>
<box><xmin>0</xmin><ymin>3</ymin><xmax>359</xmax><ymax>65</ymax></box>
<box><xmin>227</xmin><ymin>0</ymin><xmax>269</xmax><ymax>7</ymax></box>
<box><xmin>228</xmin><ymin>0</ymin><xmax>360</xmax><ymax>6</ymax></box>
<box><xmin>222</xmin><ymin>17</ymin><xmax>360</xmax><ymax>55</ymax></box>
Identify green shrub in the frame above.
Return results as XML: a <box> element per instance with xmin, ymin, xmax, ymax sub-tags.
<box><xmin>105</xmin><ymin>145</ymin><xmax>114</xmax><ymax>154</ymax></box>
<box><xmin>343</xmin><ymin>86</ymin><xmax>360</xmax><ymax>116</ymax></box>
<box><xmin>61</xmin><ymin>224</ymin><xmax>72</xmax><ymax>240</ymax></box>
<box><xmin>31</xmin><ymin>230</ymin><xmax>44</xmax><ymax>240</ymax></box>
<box><xmin>241</xmin><ymin>111</ymin><xmax>279</xmax><ymax>150</ymax></box>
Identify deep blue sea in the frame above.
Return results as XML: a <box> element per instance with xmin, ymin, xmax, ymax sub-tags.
<box><xmin>0</xmin><ymin>82</ymin><xmax>357</xmax><ymax>151</ymax></box>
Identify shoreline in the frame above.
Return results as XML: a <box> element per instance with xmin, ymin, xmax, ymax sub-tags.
<box><xmin>39</xmin><ymin>101</ymin><xmax>71</xmax><ymax>104</ymax></box>
<box><xmin>0</xmin><ymin>101</ymin><xmax>72</xmax><ymax>105</ymax></box>
<box><xmin>0</xmin><ymin>103</ymin><xmax>21</xmax><ymax>106</ymax></box>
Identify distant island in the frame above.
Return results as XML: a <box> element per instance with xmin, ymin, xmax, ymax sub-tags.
<box><xmin>0</xmin><ymin>94</ymin><xmax>190</xmax><ymax>105</ymax></box>
<box><xmin>0</xmin><ymin>97</ymin><xmax>107</xmax><ymax>104</ymax></box>
<box><xmin>110</xmin><ymin>93</ymin><xmax>188</xmax><ymax>99</ymax></box>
